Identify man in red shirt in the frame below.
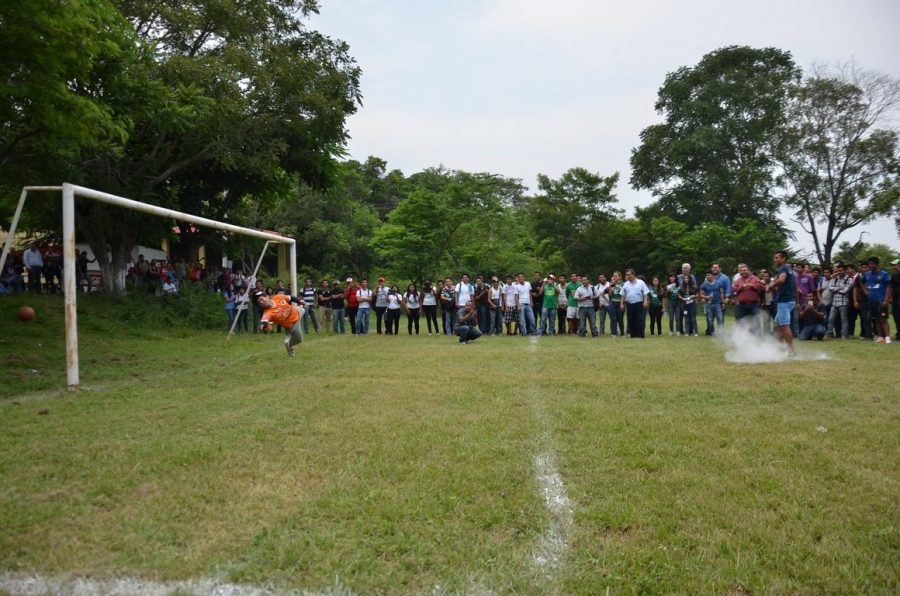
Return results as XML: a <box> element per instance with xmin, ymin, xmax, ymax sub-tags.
<box><xmin>344</xmin><ymin>277</ymin><xmax>359</xmax><ymax>332</ymax></box>
<box><xmin>732</xmin><ymin>263</ymin><xmax>765</xmax><ymax>333</ymax></box>
<box><xmin>251</xmin><ymin>289</ymin><xmax>305</xmax><ymax>357</ymax></box>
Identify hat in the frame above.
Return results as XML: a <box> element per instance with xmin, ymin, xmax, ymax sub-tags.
<box><xmin>346</xmin><ymin>277</ymin><xmax>353</xmax><ymax>282</ymax></box>
<box><xmin>891</xmin><ymin>259</ymin><xmax>900</xmax><ymax>266</ymax></box>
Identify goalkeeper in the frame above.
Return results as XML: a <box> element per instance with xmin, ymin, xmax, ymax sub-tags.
<box><xmin>250</xmin><ymin>289</ymin><xmax>305</xmax><ymax>357</ymax></box>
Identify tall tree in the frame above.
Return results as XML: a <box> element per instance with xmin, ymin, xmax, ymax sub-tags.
<box><xmin>528</xmin><ymin>167</ymin><xmax>622</xmax><ymax>271</ymax></box>
<box><xmin>778</xmin><ymin>63</ymin><xmax>900</xmax><ymax>265</ymax></box>
<box><xmin>630</xmin><ymin>46</ymin><xmax>800</xmax><ymax>231</ymax></box>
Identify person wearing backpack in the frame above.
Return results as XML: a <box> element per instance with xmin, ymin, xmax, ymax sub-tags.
<box><xmin>441</xmin><ymin>277</ymin><xmax>457</xmax><ymax>334</ymax></box>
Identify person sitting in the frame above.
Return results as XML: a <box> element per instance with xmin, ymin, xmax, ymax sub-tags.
<box><xmin>455</xmin><ymin>302</ymin><xmax>483</xmax><ymax>344</ymax></box>
<box><xmin>799</xmin><ymin>293</ymin><xmax>826</xmax><ymax>341</ymax></box>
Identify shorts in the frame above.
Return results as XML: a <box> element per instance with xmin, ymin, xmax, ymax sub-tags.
<box><xmin>566</xmin><ymin>306</ymin><xmax>578</xmax><ymax>319</ymax></box>
<box><xmin>774</xmin><ymin>301</ymin><xmax>795</xmax><ymax>326</ymax></box>
<box><xmin>868</xmin><ymin>301</ymin><xmax>888</xmax><ymax>322</ymax></box>
<box><xmin>504</xmin><ymin>307</ymin><xmax>519</xmax><ymax>323</ymax></box>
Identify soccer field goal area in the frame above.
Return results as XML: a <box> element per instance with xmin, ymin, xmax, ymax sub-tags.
<box><xmin>1</xmin><ymin>183</ymin><xmax>297</xmax><ymax>391</ymax></box>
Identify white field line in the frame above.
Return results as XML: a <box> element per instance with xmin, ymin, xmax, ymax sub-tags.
<box><xmin>0</xmin><ymin>574</ymin><xmax>301</xmax><ymax>596</ymax></box>
<box><xmin>527</xmin><ymin>371</ymin><xmax>574</xmax><ymax>575</ymax></box>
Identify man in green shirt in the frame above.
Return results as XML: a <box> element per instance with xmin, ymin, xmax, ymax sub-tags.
<box><xmin>539</xmin><ymin>275</ymin><xmax>558</xmax><ymax>336</ymax></box>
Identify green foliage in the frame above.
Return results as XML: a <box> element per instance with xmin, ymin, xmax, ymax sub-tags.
<box><xmin>528</xmin><ymin>168</ymin><xmax>622</xmax><ymax>271</ymax></box>
<box><xmin>372</xmin><ymin>168</ymin><xmax>528</xmax><ymax>282</ymax></box>
<box><xmin>778</xmin><ymin>64</ymin><xmax>900</xmax><ymax>264</ymax></box>
<box><xmin>630</xmin><ymin>46</ymin><xmax>800</xmax><ymax>232</ymax></box>
<box><xmin>831</xmin><ymin>242</ymin><xmax>900</xmax><ymax>268</ymax></box>
<box><xmin>109</xmin><ymin>281</ymin><xmax>225</xmax><ymax>331</ymax></box>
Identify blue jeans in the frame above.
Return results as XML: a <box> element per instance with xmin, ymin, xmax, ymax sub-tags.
<box><xmin>682</xmin><ymin>302</ymin><xmax>698</xmax><ymax>335</ymax></box>
<box><xmin>539</xmin><ymin>307</ymin><xmax>557</xmax><ymax>335</ymax></box>
<box><xmin>519</xmin><ymin>304</ymin><xmax>537</xmax><ymax>335</ymax></box>
<box><xmin>800</xmin><ymin>324</ymin><xmax>826</xmax><ymax>340</ymax></box>
<box><xmin>333</xmin><ymin>308</ymin><xmax>346</xmax><ymax>334</ymax></box>
<box><xmin>253</xmin><ymin>304</ymin><xmax>264</xmax><ymax>333</ymax></box>
<box><xmin>355</xmin><ymin>308</ymin><xmax>370</xmax><ymax>334</ymax></box>
<box><xmin>444</xmin><ymin>307</ymin><xmax>457</xmax><ymax>335</ymax></box>
<box><xmin>578</xmin><ymin>306</ymin><xmax>598</xmax><ymax>337</ymax></box>
<box><xmin>226</xmin><ymin>308</ymin><xmax>236</xmax><ymax>331</ymax></box>
<box><xmin>827</xmin><ymin>304</ymin><xmax>848</xmax><ymax>338</ymax></box>
<box><xmin>477</xmin><ymin>304</ymin><xmax>491</xmax><ymax>334</ymax></box>
<box><xmin>705</xmin><ymin>303</ymin><xmax>723</xmax><ymax>335</ymax></box>
<box><xmin>735</xmin><ymin>302</ymin><xmax>759</xmax><ymax>333</ymax></box>
<box><xmin>607</xmin><ymin>303</ymin><xmax>622</xmax><ymax>336</ymax></box>
<box><xmin>596</xmin><ymin>306</ymin><xmax>607</xmax><ymax>334</ymax></box>
<box><xmin>490</xmin><ymin>305</ymin><xmax>503</xmax><ymax>334</ymax></box>
<box><xmin>668</xmin><ymin>300</ymin><xmax>680</xmax><ymax>333</ymax></box>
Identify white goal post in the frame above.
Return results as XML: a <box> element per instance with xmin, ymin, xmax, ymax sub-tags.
<box><xmin>2</xmin><ymin>183</ymin><xmax>297</xmax><ymax>391</ymax></box>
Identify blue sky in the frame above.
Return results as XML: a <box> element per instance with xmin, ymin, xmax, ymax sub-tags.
<box><xmin>309</xmin><ymin>0</ymin><xmax>900</xmax><ymax>253</ymax></box>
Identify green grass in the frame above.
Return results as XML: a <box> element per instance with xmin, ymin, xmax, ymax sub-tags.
<box><xmin>1</xmin><ymin>294</ymin><xmax>898</xmax><ymax>595</ymax></box>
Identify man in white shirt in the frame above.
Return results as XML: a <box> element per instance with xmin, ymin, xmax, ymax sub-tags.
<box><xmin>515</xmin><ymin>272</ymin><xmax>536</xmax><ymax>336</ymax></box>
<box><xmin>455</xmin><ymin>273</ymin><xmax>472</xmax><ymax>308</ymax></box>
<box><xmin>23</xmin><ymin>243</ymin><xmax>43</xmax><ymax>293</ymax></box>
<box><xmin>502</xmin><ymin>274</ymin><xmax>519</xmax><ymax>335</ymax></box>
<box><xmin>595</xmin><ymin>274</ymin><xmax>610</xmax><ymax>335</ymax></box>
<box><xmin>621</xmin><ymin>269</ymin><xmax>650</xmax><ymax>339</ymax></box>
<box><xmin>574</xmin><ymin>276</ymin><xmax>598</xmax><ymax>337</ymax></box>
<box><xmin>355</xmin><ymin>279</ymin><xmax>373</xmax><ymax>335</ymax></box>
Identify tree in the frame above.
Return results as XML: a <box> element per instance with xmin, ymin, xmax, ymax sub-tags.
<box><xmin>0</xmin><ymin>0</ymin><xmax>132</xmax><ymax>179</ymax></box>
<box><xmin>372</xmin><ymin>168</ymin><xmax>526</xmax><ymax>282</ymax></box>
<box><xmin>4</xmin><ymin>0</ymin><xmax>363</xmax><ymax>293</ymax></box>
<box><xmin>778</xmin><ymin>63</ymin><xmax>900</xmax><ymax>265</ymax></box>
<box><xmin>528</xmin><ymin>168</ymin><xmax>622</xmax><ymax>271</ymax></box>
<box><xmin>831</xmin><ymin>241</ymin><xmax>900</xmax><ymax>268</ymax></box>
<box><xmin>630</xmin><ymin>46</ymin><xmax>800</xmax><ymax>231</ymax></box>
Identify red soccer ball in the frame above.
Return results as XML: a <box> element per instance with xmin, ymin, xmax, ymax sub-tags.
<box><xmin>17</xmin><ymin>306</ymin><xmax>35</xmax><ymax>322</ymax></box>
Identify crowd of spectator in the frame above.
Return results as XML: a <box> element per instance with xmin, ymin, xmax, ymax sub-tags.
<box><xmin>241</xmin><ymin>256</ymin><xmax>899</xmax><ymax>345</ymax></box>
<box><xmin>5</xmin><ymin>244</ymin><xmax>899</xmax><ymax>347</ymax></box>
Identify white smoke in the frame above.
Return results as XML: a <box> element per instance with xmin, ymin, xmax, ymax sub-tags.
<box><xmin>717</xmin><ymin>315</ymin><xmax>830</xmax><ymax>363</ymax></box>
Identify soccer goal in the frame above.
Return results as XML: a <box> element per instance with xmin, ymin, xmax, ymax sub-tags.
<box><xmin>1</xmin><ymin>183</ymin><xmax>297</xmax><ymax>391</ymax></box>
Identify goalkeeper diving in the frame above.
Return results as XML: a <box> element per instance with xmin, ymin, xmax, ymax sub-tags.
<box><xmin>249</xmin><ymin>289</ymin><xmax>305</xmax><ymax>357</ymax></box>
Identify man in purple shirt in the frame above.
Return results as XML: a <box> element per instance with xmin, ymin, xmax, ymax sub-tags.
<box><xmin>792</xmin><ymin>262</ymin><xmax>815</xmax><ymax>337</ymax></box>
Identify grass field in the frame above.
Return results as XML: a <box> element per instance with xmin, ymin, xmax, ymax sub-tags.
<box><xmin>1</xmin><ymin>294</ymin><xmax>898</xmax><ymax>595</ymax></box>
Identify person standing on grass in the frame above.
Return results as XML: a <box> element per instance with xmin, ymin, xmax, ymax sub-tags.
<box><xmin>252</xmin><ymin>279</ymin><xmax>265</xmax><ymax>333</ymax></box>
<box><xmin>605</xmin><ymin>271</ymin><xmax>625</xmax><ymax>337</ymax></box>
<box><xmin>538</xmin><ymin>274</ymin><xmax>558</xmax><ymax>336</ymax></box>
<box><xmin>251</xmin><ymin>289</ymin><xmax>305</xmax><ymax>357</ymax></box>
<box><xmin>331</xmin><ymin>280</ymin><xmax>346</xmax><ymax>334</ymax></box>
<box><xmin>620</xmin><ymin>269</ymin><xmax>649</xmax><ymax>339</ymax></box>
<box><xmin>665</xmin><ymin>273</ymin><xmax>680</xmax><ymax>335</ymax></box>
<box><xmin>700</xmin><ymin>269</ymin><xmax>725</xmax><ymax>337</ymax></box>
<box><xmin>891</xmin><ymin>259</ymin><xmax>900</xmax><ymax>341</ymax></box>
<box><xmin>709</xmin><ymin>262</ymin><xmax>732</xmax><ymax>331</ymax></box>
<box><xmin>647</xmin><ymin>276</ymin><xmax>664</xmax><ymax>336</ymax></box>
<box><xmin>373</xmin><ymin>277</ymin><xmax>389</xmax><ymax>335</ymax></box>
<box><xmin>531</xmin><ymin>272</ymin><xmax>544</xmax><ymax>330</ymax></box>
<box><xmin>770</xmin><ymin>250</ymin><xmax>797</xmax><ymax>356</ymax></box>
<box><xmin>575</xmin><ymin>275</ymin><xmax>599</xmax><ymax>337</ymax></box>
<box><xmin>565</xmin><ymin>273</ymin><xmax>580</xmax><ymax>335</ymax></box>
<box><xmin>556</xmin><ymin>275</ymin><xmax>569</xmax><ymax>336</ymax></box>
<box><xmin>864</xmin><ymin>256</ymin><xmax>893</xmax><ymax>343</ymax></box>
<box><xmin>355</xmin><ymin>279</ymin><xmax>373</xmax><ymax>335</ymax></box>
<box><xmin>595</xmin><ymin>274</ymin><xmax>610</xmax><ymax>336</ymax></box>
<box><xmin>223</xmin><ymin>283</ymin><xmax>237</xmax><ymax>331</ymax></box>
<box><xmin>300</xmin><ymin>278</ymin><xmax>320</xmax><ymax>334</ymax></box>
<box><xmin>502</xmin><ymin>274</ymin><xmax>519</xmax><ymax>335</ymax></box>
<box><xmin>318</xmin><ymin>280</ymin><xmax>333</xmax><ymax>333</ymax></box>
<box><xmin>489</xmin><ymin>277</ymin><xmax>504</xmax><ymax>335</ymax></box>
<box><xmin>344</xmin><ymin>277</ymin><xmax>359</xmax><ymax>333</ymax></box>
<box><xmin>384</xmin><ymin>284</ymin><xmax>402</xmax><ymax>335</ymax></box>
<box><xmin>403</xmin><ymin>283</ymin><xmax>421</xmax><ymax>335</ymax></box>
<box><xmin>441</xmin><ymin>277</ymin><xmax>457</xmax><ymax>334</ymax></box>
<box><xmin>732</xmin><ymin>264</ymin><xmax>764</xmax><ymax>332</ymax></box>
<box><xmin>23</xmin><ymin>243</ymin><xmax>43</xmax><ymax>293</ymax></box>
<box><xmin>678</xmin><ymin>272</ymin><xmax>700</xmax><ymax>336</ymax></box>
<box><xmin>235</xmin><ymin>286</ymin><xmax>250</xmax><ymax>333</ymax></box>
<box><xmin>474</xmin><ymin>276</ymin><xmax>491</xmax><ymax>334</ymax></box>
<box><xmin>421</xmin><ymin>279</ymin><xmax>439</xmax><ymax>335</ymax></box>
<box><xmin>515</xmin><ymin>273</ymin><xmax>537</xmax><ymax>336</ymax></box>
<box><xmin>455</xmin><ymin>301</ymin><xmax>483</xmax><ymax>344</ymax></box>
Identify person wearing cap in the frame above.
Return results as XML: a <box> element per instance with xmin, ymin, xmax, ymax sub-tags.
<box><xmin>251</xmin><ymin>288</ymin><xmax>305</xmax><ymax>357</ymax></box>
<box><xmin>891</xmin><ymin>259</ymin><xmax>900</xmax><ymax>340</ymax></box>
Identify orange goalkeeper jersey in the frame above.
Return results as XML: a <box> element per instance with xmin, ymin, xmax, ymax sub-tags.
<box><xmin>262</xmin><ymin>295</ymin><xmax>301</xmax><ymax>329</ymax></box>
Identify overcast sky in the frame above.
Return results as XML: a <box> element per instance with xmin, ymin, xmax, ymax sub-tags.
<box><xmin>309</xmin><ymin>0</ymin><xmax>900</xmax><ymax>255</ymax></box>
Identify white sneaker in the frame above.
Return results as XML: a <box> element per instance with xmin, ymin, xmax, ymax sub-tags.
<box><xmin>284</xmin><ymin>337</ymin><xmax>295</xmax><ymax>357</ymax></box>
<box><xmin>886</xmin><ymin>337</ymin><xmax>892</xmax><ymax>344</ymax></box>
<box><xmin>694</xmin><ymin>333</ymin><xmax>699</xmax><ymax>337</ymax></box>
<box><xmin>676</xmin><ymin>332</ymin><xmax>681</xmax><ymax>336</ymax></box>
<box><xmin>669</xmin><ymin>332</ymin><xmax>673</xmax><ymax>336</ymax></box>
